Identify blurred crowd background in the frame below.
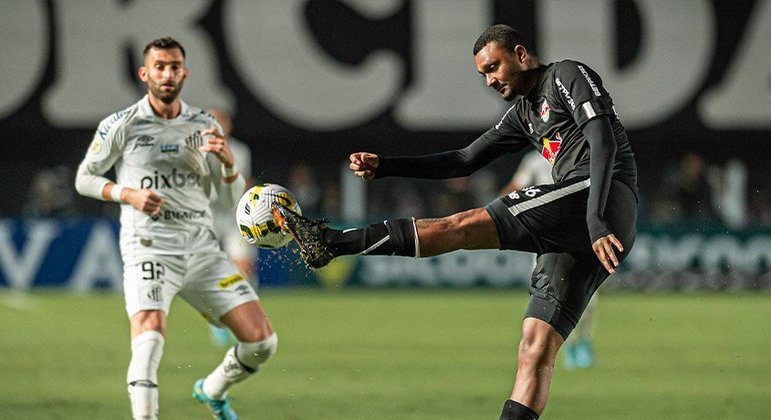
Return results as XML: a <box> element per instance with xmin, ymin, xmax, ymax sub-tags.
<box><xmin>18</xmin><ymin>151</ymin><xmax>764</xmax><ymax>230</ymax></box>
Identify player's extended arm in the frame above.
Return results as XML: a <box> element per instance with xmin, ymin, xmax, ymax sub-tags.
<box><xmin>582</xmin><ymin>115</ymin><xmax>623</xmax><ymax>273</ymax></box>
<box><xmin>352</xmin><ymin>131</ymin><xmax>523</xmax><ymax>180</ymax></box>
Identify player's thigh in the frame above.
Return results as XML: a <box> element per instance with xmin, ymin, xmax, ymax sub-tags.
<box><xmin>177</xmin><ymin>251</ymin><xmax>259</xmax><ymax>327</ymax></box>
<box><xmin>123</xmin><ymin>254</ymin><xmax>185</xmax><ymax>319</ymax></box>
<box><xmin>487</xmin><ymin>178</ymin><xmax>591</xmax><ymax>253</ymax></box>
<box><xmin>604</xmin><ymin>179</ymin><xmax>638</xmax><ymax>249</ymax></box>
<box><xmin>525</xmin><ymin>252</ymin><xmax>608</xmax><ymax>339</ymax></box>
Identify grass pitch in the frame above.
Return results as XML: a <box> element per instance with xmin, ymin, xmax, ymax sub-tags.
<box><xmin>0</xmin><ymin>289</ymin><xmax>769</xmax><ymax>419</ymax></box>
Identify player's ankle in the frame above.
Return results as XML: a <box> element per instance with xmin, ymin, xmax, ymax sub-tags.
<box><xmin>499</xmin><ymin>399</ymin><xmax>539</xmax><ymax>420</ymax></box>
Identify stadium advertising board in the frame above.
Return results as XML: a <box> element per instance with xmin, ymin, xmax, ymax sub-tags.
<box><xmin>1</xmin><ymin>218</ymin><xmax>769</xmax><ymax>291</ymax></box>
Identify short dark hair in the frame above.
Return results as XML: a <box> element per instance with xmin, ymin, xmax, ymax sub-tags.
<box><xmin>143</xmin><ymin>37</ymin><xmax>186</xmax><ymax>59</ymax></box>
<box><xmin>472</xmin><ymin>24</ymin><xmax>525</xmax><ymax>55</ymax></box>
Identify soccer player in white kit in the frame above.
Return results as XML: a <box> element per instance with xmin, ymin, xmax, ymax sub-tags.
<box><xmin>75</xmin><ymin>37</ymin><xmax>276</xmax><ymax>420</ymax></box>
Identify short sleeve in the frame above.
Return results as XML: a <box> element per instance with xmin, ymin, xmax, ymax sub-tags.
<box><xmin>74</xmin><ymin>110</ymin><xmax>128</xmax><ymax>200</ymax></box>
<box><xmin>84</xmin><ymin>111</ymin><xmax>127</xmax><ymax>175</ymax></box>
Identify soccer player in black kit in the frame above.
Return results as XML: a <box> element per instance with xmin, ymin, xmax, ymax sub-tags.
<box><xmin>274</xmin><ymin>24</ymin><xmax>637</xmax><ymax>419</ymax></box>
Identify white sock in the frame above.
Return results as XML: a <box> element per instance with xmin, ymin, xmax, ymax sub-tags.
<box><xmin>127</xmin><ymin>382</ymin><xmax>159</xmax><ymax>420</ymax></box>
<box><xmin>203</xmin><ymin>333</ymin><xmax>278</xmax><ymax>399</ymax></box>
<box><xmin>127</xmin><ymin>331</ymin><xmax>164</xmax><ymax>420</ymax></box>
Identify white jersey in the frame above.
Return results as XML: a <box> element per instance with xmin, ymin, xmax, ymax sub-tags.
<box><xmin>75</xmin><ymin>95</ymin><xmax>245</xmax><ymax>257</ymax></box>
<box><xmin>511</xmin><ymin>150</ymin><xmax>554</xmax><ymax>187</ymax></box>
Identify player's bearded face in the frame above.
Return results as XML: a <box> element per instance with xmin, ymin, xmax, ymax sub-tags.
<box><xmin>475</xmin><ymin>43</ymin><xmax>529</xmax><ymax>101</ymax></box>
<box><xmin>142</xmin><ymin>48</ymin><xmax>187</xmax><ymax>104</ymax></box>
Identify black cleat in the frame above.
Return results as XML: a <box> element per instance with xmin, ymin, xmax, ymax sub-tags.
<box><xmin>271</xmin><ymin>202</ymin><xmax>334</xmax><ymax>269</ymax></box>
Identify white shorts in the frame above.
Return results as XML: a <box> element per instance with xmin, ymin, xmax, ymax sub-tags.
<box><xmin>123</xmin><ymin>251</ymin><xmax>259</xmax><ymax>327</ymax></box>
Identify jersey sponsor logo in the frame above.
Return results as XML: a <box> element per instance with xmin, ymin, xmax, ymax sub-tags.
<box><xmin>136</xmin><ymin>135</ymin><xmax>155</xmax><ymax>147</ymax></box>
<box><xmin>555</xmin><ymin>78</ymin><xmax>576</xmax><ymax>110</ymax></box>
<box><xmin>160</xmin><ymin>144</ymin><xmax>179</xmax><ymax>153</ymax></box>
<box><xmin>217</xmin><ymin>274</ymin><xmax>245</xmax><ymax>289</ymax></box>
<box><xmin>577</xmin><ymin>65</ymin><xmax>601</xmax><ymax>97</ymax></box>
<box><xmin>540</xmin><ymin>101</ymin><xmax>551</xmax><ymax>122</ymax></box>
<box><xmin>139</xmin><ymin>168</ymin><xmax>201</xmax><ymax>190</ymax></box>
<box><xmin>161</xmin><ymin>209</ymin><xmax>207</xmax><ymax>221</ymax></box>
<box><xmin>96</xmin><ymin>109</ymin><xmax>129</xmax><ymax>140</ymax></box>
<box><xmin>541</xmin><ymin>132</ymin><xmax>562</xmax><ymax>164</ymax></box>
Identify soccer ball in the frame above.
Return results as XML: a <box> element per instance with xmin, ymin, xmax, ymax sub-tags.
<box><xmin>235</xmin><ymin>183</ymin><xmax>302</xmax><ymax>249</ymax></box>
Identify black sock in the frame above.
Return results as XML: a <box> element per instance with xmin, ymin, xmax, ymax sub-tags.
<box><xmin>499</xmin><ymin>400</ymin><xmax>539</xmax><ymax>420</ymax></box>
<box><xmin>323</xmin><ymin>218</ymin><xmax>416</xmax><ymax>257</ymax></box>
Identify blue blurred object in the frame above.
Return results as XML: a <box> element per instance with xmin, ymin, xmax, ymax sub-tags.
<box><xmin>193</xmin><ymin>378</ymin><xmax>238</xmax><ymax>420</ymax></box>
<box><xmin>563</xmin><ymin>337</ymin><xmax>594</xmax><ymax>370</ymax></box>
<box><xmin>209</xmin><ymin>325</ymin><xmax>237</xmax><ymax>348</ymax></box>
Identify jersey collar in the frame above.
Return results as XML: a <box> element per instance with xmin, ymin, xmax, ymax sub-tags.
<box><xmin>138</xmin><ymin>94</ymin><xmax>190</xmax><ymax>120</ymax></box>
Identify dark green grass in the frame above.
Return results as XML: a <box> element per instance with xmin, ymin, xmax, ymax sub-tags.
<box><xmin>1</xmin><ymin>289</ymin><xmax>769</xmax><ymax>419</ymax></box>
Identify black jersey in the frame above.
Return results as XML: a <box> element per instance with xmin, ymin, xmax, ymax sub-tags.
<box><xmin>374</xmin><ymin>60</ymin><xmax>637</xmax><ymax>242</ymax></box>
<box><xmin>480</xmin><ymin>60</ymin><xmax>637</xmax><ymax>191</ymax></box>
<box><xmin>376</xmin><ymin>60</ymin><xmax>636</xmax><ymax>191</ymax></box>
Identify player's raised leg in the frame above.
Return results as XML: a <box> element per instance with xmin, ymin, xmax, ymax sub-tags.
<box><xmin>272</xmin><ymin>203</ymin><xmax>499</xmax><ymax>268</ymax></box>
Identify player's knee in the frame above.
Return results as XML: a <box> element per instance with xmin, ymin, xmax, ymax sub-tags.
<box><xmin>517</xmin><ymin>328</ymin><xmax>557</xmax><ymax>370</ymax></box>
<box><xmin>236</xmin><ymin>332</ymin><xmax>278</xmax><ymax>371</ymax></box>
<box><xmin>517</xmin><ymin>339</ymin><xmax>550</xmax><ymax>371</ymax></box>
<box><xmin>130</xmin><ymin>310</ymin><xmax>166</xmax><ymax>336</ymax></box>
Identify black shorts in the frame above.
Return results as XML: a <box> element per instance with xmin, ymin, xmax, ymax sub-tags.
<box><xmin>486</xmin><ymin>176</ymin><xmax>637</xmax><ymax>339</ymax></box>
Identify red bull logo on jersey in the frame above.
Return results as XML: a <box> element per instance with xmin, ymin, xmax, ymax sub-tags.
<box><xmin>541</xmin><ymin>132</ymin><xmax>562</xmax><ymax>164</ymax></box>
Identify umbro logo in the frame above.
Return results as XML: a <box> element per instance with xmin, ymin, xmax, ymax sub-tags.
<box><xmin>136</xmin><ymin>135</ymin><xmax>155</xmax><ymax>147</ymax></box>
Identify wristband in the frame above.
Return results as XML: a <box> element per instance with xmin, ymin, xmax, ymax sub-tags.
<box><xmin>110</xmin><ymin>184</ymin><xmax>125</xmax><ymax>203</ymax></box>
<box><xmin>222</xmin><ymin>164</ymin><xmax>237</xmax><ymax>177</ymax></box>
<box><xmin>222</xmin><ymin>164</ymin><xmax>239</xmax><ymax>183</ymax></box>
